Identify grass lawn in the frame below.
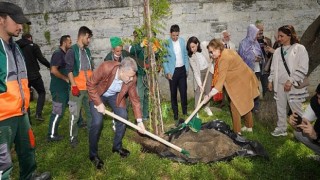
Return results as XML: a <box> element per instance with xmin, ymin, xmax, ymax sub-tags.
<box><xmin>11</xmin><ymin>100</ymin><xmax>320</xmax><ymax>180</ymax></box>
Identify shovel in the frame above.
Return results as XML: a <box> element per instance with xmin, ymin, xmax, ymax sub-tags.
<box><xmin>165</xmin><ymin>68</ymin><xmax>211</xmax><ymax>135</ymax></box>
<box><xmin>196</xmin><ymin>68</ymin><xmax>210</xmax><ymax>107</ymax></box>
<box><xmin>165</xmin><ymin>99</ymin><xmax>206</xmax><ymax>135</ymax></box>
<box><xmin>103</xmin><ymin>110</ymin><xmax>190</xmax><ymax>156</ymax></box>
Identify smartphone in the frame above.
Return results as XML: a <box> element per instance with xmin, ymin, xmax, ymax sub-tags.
<box><xmin>294</xmin><ymin>113</ymin><xmax>303</xmax><ymax>132</ymax></box>
<box><xmin>295</xmin><ymin>113</ymin><xmax>302</xmax><ymax>125</ymax></box>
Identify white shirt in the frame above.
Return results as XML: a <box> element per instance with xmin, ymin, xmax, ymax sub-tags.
<box><xmin>173</xmin><ymin>40</ymin><xmax>184</xmax><ymax>67</ymax></box>
<box><xmin>196</xmin><ymin>52</ymin><xmax>208</xmax><ymax>70</ymax></box>
<box><xmin>302</xmin><ymin>104</ymin><xmax>317</xmax><ymax>122</ymax></box>
<box><xmin>253</xmin><ymin>48</ymin><xmax>261</xmax><ymax>73</ymax></box>
<box><xmin>103</xmin><ymin>69</ymin><xmax>123</xmax><ymax>97</ymax></box>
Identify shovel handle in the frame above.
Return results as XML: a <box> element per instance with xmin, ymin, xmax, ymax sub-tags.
<box><xmin>104</xmin><ymin>110</ymin><xmax>185</xmax><ymax>154</ymax></box>
<box><xmin>184</xmin><ymin>99</ymin><xmax>206</xmax><ymax>124</ymax></box>
<box><xmin>196</xmin><ymin>68</ymin><xmax>210</xmax><ymax>107</ymax></box>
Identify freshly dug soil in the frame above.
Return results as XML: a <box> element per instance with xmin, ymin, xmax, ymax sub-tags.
<box><xmin>134</xmin><ymin>128</ymin><xmax>241</xmax><ymax>163</ymax></box>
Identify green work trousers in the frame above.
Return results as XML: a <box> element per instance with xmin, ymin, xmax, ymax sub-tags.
<box><xmin>48</xmin><ymin>89</ymin><xmax>69</xmax><ymax>138</ymax></box>
<box><xmin>68</xmin><ymin>90</ymin><xmax>92</xmax><ymax>141</ymax></box>
<box><xmin>0</xmin><ymin>114</ymin><xmax>36</xmax><ymax>180</ymax></box>
<box><xmin>137</xmin><ymin>73</ymin><xmax>149</xmax><ymax>119</ymax></box>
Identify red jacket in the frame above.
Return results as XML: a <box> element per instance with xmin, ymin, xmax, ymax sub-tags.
<box><xmin>87</xmin><ymin>61</ymin><xmax>142</xmax><ymax>119</ymax></box>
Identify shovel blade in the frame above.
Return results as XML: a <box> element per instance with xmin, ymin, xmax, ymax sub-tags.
<box><xmin>187</xmin><ymin>116</ymin><xmax>202</xmax><ymax>132</ymax></box>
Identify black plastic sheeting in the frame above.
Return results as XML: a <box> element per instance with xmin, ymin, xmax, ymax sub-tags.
<box><xmin>159</xmin><ymin>120</ymin><xmax>269</xmax><ymax>164</ymax></box>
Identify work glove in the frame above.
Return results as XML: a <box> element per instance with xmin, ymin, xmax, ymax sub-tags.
<box><xmin>136</xmin><ymin>119</ymin><xmax>146</xmax><ymax>134</ymax></box>
<box><xmin>95</xmin><ymin>103</ymin><xmax>106</xmax><ymax>115</ymax></box>
<box><xmin>71</xmin><ymin>85</ymin><xmax>80</xmax><ymax>96</ymax></box>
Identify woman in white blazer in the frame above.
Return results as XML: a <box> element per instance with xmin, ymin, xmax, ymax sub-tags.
<box><xmin>186</xmin><ymin>36</ymin><xmax>213</xmax><ymax>116</ymax></box>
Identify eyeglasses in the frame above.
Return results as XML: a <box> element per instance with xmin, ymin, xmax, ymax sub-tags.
<box><xmin>209</xmin><ymin>52</ymin><xmax>213</xmax><ymax>56</ymax></box>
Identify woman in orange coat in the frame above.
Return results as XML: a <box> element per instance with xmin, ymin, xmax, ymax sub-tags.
<box><xmin>204</xmin><ymin>39</ymin><xmax>260</xmax><ymax>134</ymax></box>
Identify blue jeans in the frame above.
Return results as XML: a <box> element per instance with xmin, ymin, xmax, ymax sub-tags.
<box><xmin>89</xmin><ymin>94</ymin><xmax>127</xmax><ymax>158</ymax></box>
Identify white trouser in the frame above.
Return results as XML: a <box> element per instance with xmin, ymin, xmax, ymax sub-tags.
<box><xmin>275</xmin><ymin>83</ymin><xmax>303</xmax><ymax>132</ymax></box>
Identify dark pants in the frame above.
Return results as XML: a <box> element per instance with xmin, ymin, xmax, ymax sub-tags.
<box><xmin>254</xmin><ymin>72</ymin><xmax>261</xmax><ymax>111</ymax></box>
<box><xmin>261</xmin><ymin>73</ymin><xmax>269</xmax><ymax>97</ymax></box>
<box><xmin>48</xmin><ymin>89</ymin><xmax>69</xmax><ymax>138</ymax></box>
<box><xmin>169</xmin><ymin>66</ymin><xmax>188</xmax><ymax>119</ymax></box>
<box><xmin>89</xmin><ymin>94</ymin><xmax>127</xmax><ymax>158</ymax></box>
<box><xmin>137</xmin><ymin>73</ymin><xmax>149</xmax><ymax>119</ymax></box>
<box><xmin>28</xmin><ymin>77</ymin><xmax>46</xmax><ymax>116</ymax></box>
<box><xmin>0</xmin><ymin>114</ymin><xmax>36</xmax><ymax>180</ymax></box>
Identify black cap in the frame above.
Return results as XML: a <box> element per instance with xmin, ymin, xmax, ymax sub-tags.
<box><xmin>316</xmin><ymin>83</ymin><xmax>320</xmax><ymax>94</ymax></box>
<box><xmin>0</xmin><ymin>2</ymin><xmax>31</xmax><ymax>25</ymax></box>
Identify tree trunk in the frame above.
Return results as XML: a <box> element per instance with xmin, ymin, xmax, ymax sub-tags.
<box><xmin>300</xmin><ymin>15</ymin><xmax>320</xmax><ymax>75</ymax></box>
<box><xmin>144</xmin><ymin>0</ymin><xmax>164</xmax><ymax>135</ymax></box>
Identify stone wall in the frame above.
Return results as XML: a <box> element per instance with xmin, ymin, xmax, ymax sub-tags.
<box><xmin>2</xmin><ymin>0</ymin><xmax>319</xmax><ymax>99</ymax></box>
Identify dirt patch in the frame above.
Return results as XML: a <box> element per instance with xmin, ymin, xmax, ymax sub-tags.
<box><xmin>255</xmin><ymin>92</ymin><xmax>278</xmax><ymax>126</ymax></box>
<box><xmin>134</xmin><ymin>128</ymin><xmax>241</xmax><ymax>163</ymax></box>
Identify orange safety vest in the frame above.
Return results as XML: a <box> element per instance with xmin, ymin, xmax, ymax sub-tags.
<box><xmin>71</xmin><ymin>44</ymin><xmax>93</xmax><ymax>90</ymax></box>
<box><xmin>0</xmin><ymin>38</ymin><xmax>30</xmax><ymax>121</ymax></box>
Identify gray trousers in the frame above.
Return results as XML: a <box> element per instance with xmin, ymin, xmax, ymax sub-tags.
<box><xmin>194</xmin><ymin>69</ymin><xmax>212</xmax><ymax>108</ymax></box>
<box><xmin>275</xmin><ymin>83</ymin><xmax>303</xmax><ymax>131</ymax></box>
<box><xmin>294</xmin><ymin>131</ymin><xmax>320</xmax><ymax>155</ymax></box>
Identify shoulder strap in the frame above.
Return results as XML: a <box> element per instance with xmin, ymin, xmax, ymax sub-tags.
<box><xmin>280</xmin><ymin>46</ymin><xmax>291</xmax><ymax>76</ymax></box>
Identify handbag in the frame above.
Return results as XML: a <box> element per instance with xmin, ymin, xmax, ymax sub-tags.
<box><xmin>280</xmin><ymin>47</ymin><xmax>309</xmax><ymax>89</ymax></box>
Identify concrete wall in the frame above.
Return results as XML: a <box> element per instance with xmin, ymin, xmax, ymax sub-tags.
<box><xmin>2</xmin><ymin>0</ymin><xmax>319</xmax><ymax>99</ymax></box>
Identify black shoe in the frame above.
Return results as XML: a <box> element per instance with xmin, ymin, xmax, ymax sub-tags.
<box><xmin>112</xmin><ymin>148</ymin><xmax>130</xmax><ymax>158</ymax></box>
<box><xmin>78</xmin><ymin>123</ymin><xmax>87</xmax><ymax>129</ymax></box>
<box><xmin>35</xmin><ymin>114</ymin><xmax>44</xmax><ymax>121</ymax></box>
<box><xmin>175</xmin><ymin>118</ymin><xmax>185</xmax><ymax>127</ymax></box>
<box><xmin>31</xmin><ymin>172</ymin><xmax>51</xmax><ymax>180</ymax></box>
<box><xmin>70</xmin><ymin>138</ymin><xmax>78</xmax><ymax>148</ymax></box>
<box><xmin>47</xmin><ymin>135</ymin><xmax>64</xmax><ymax>142</ymax></box>
<box><xmin>90</xmin><ymin>156</ymin><xmax>104</xmax><ymax>169</ymax></box>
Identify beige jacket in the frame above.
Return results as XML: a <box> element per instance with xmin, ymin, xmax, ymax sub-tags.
<box><xmin>214</xmin><ymin>49</ymin><xmax>260</xmax><ymax>116</ymax></box>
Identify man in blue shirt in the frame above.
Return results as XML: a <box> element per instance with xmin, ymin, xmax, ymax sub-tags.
<box><xmin>47</xmin><ymin>35</ymin><xmax>72</xmax><ymax>142</ymax></box>
<box><xmin>163</xmin><ymin>24</ymin><xmax>189</xmax><ymax>120</ymax></box>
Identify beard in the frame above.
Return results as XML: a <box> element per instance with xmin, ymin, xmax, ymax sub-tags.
<box><xmin>7</xmin><ymin>31</ymin><xmax>19</xmax><ymax>37</ymax></box>
<box><xmin>4</xmin><ymin>24</ymin><xmax>20</xmax><ymax>37</ymax></box>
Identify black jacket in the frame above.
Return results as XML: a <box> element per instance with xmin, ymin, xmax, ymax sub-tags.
<box><xmin>16</xmin><ymin>38</ymin><xmax>50</xmax><ymax>80</ymax></box>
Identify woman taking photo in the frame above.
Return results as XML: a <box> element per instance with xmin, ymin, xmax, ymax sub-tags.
<box><xmin>268</xmin><ymin>25</ymin><xmax>309</xmax><ymax>137</ymax></box>
<box><xmin>204</xmin><ymin>39</ymin><xmax>259</xmax><ymax>135</ymax></box>
<box><xmin>186</xmin><ymin>36</ymin><xmax>213</xmax><ymax>116</ymax></box>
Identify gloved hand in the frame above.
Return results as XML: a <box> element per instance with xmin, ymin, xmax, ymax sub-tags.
<box><xmin>71</xmin><ymin>85</ymin><xmax>80</xmax><ymax>96</ymax></box>
<box><xmin>203</xmin><ymin>88</ymin><xmax>218</xmax><ymax>104</ymax></box>
<box><xmin>136</xmin><ymin>119</ymin><xmax>146</xmax><ymax>134</ymax></box>
<box><xmin>95</xmin><ymin>103</ymin><xmax>106</xmax><ymax>115</ymax></box>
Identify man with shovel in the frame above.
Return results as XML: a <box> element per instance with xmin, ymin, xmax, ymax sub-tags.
<box><xmin>87</xmin><ymin>57</ymin><xmax>145</xmax><ymax>169</ymax></box>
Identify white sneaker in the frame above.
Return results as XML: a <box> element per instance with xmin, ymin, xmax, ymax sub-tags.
<box><xmin>241</xmin><ymin>126</ymin><xmax>253</xmax><ymax>132</ymax></box>
<box><xmin>204</xmin><ymin>107</ymin><xmax>213</xmax><ymax>116</ymax></box>
<box><xmin>271</xmin><ymin>129</ymin><xmax>287</xmax><ymax>137</ymax></box>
